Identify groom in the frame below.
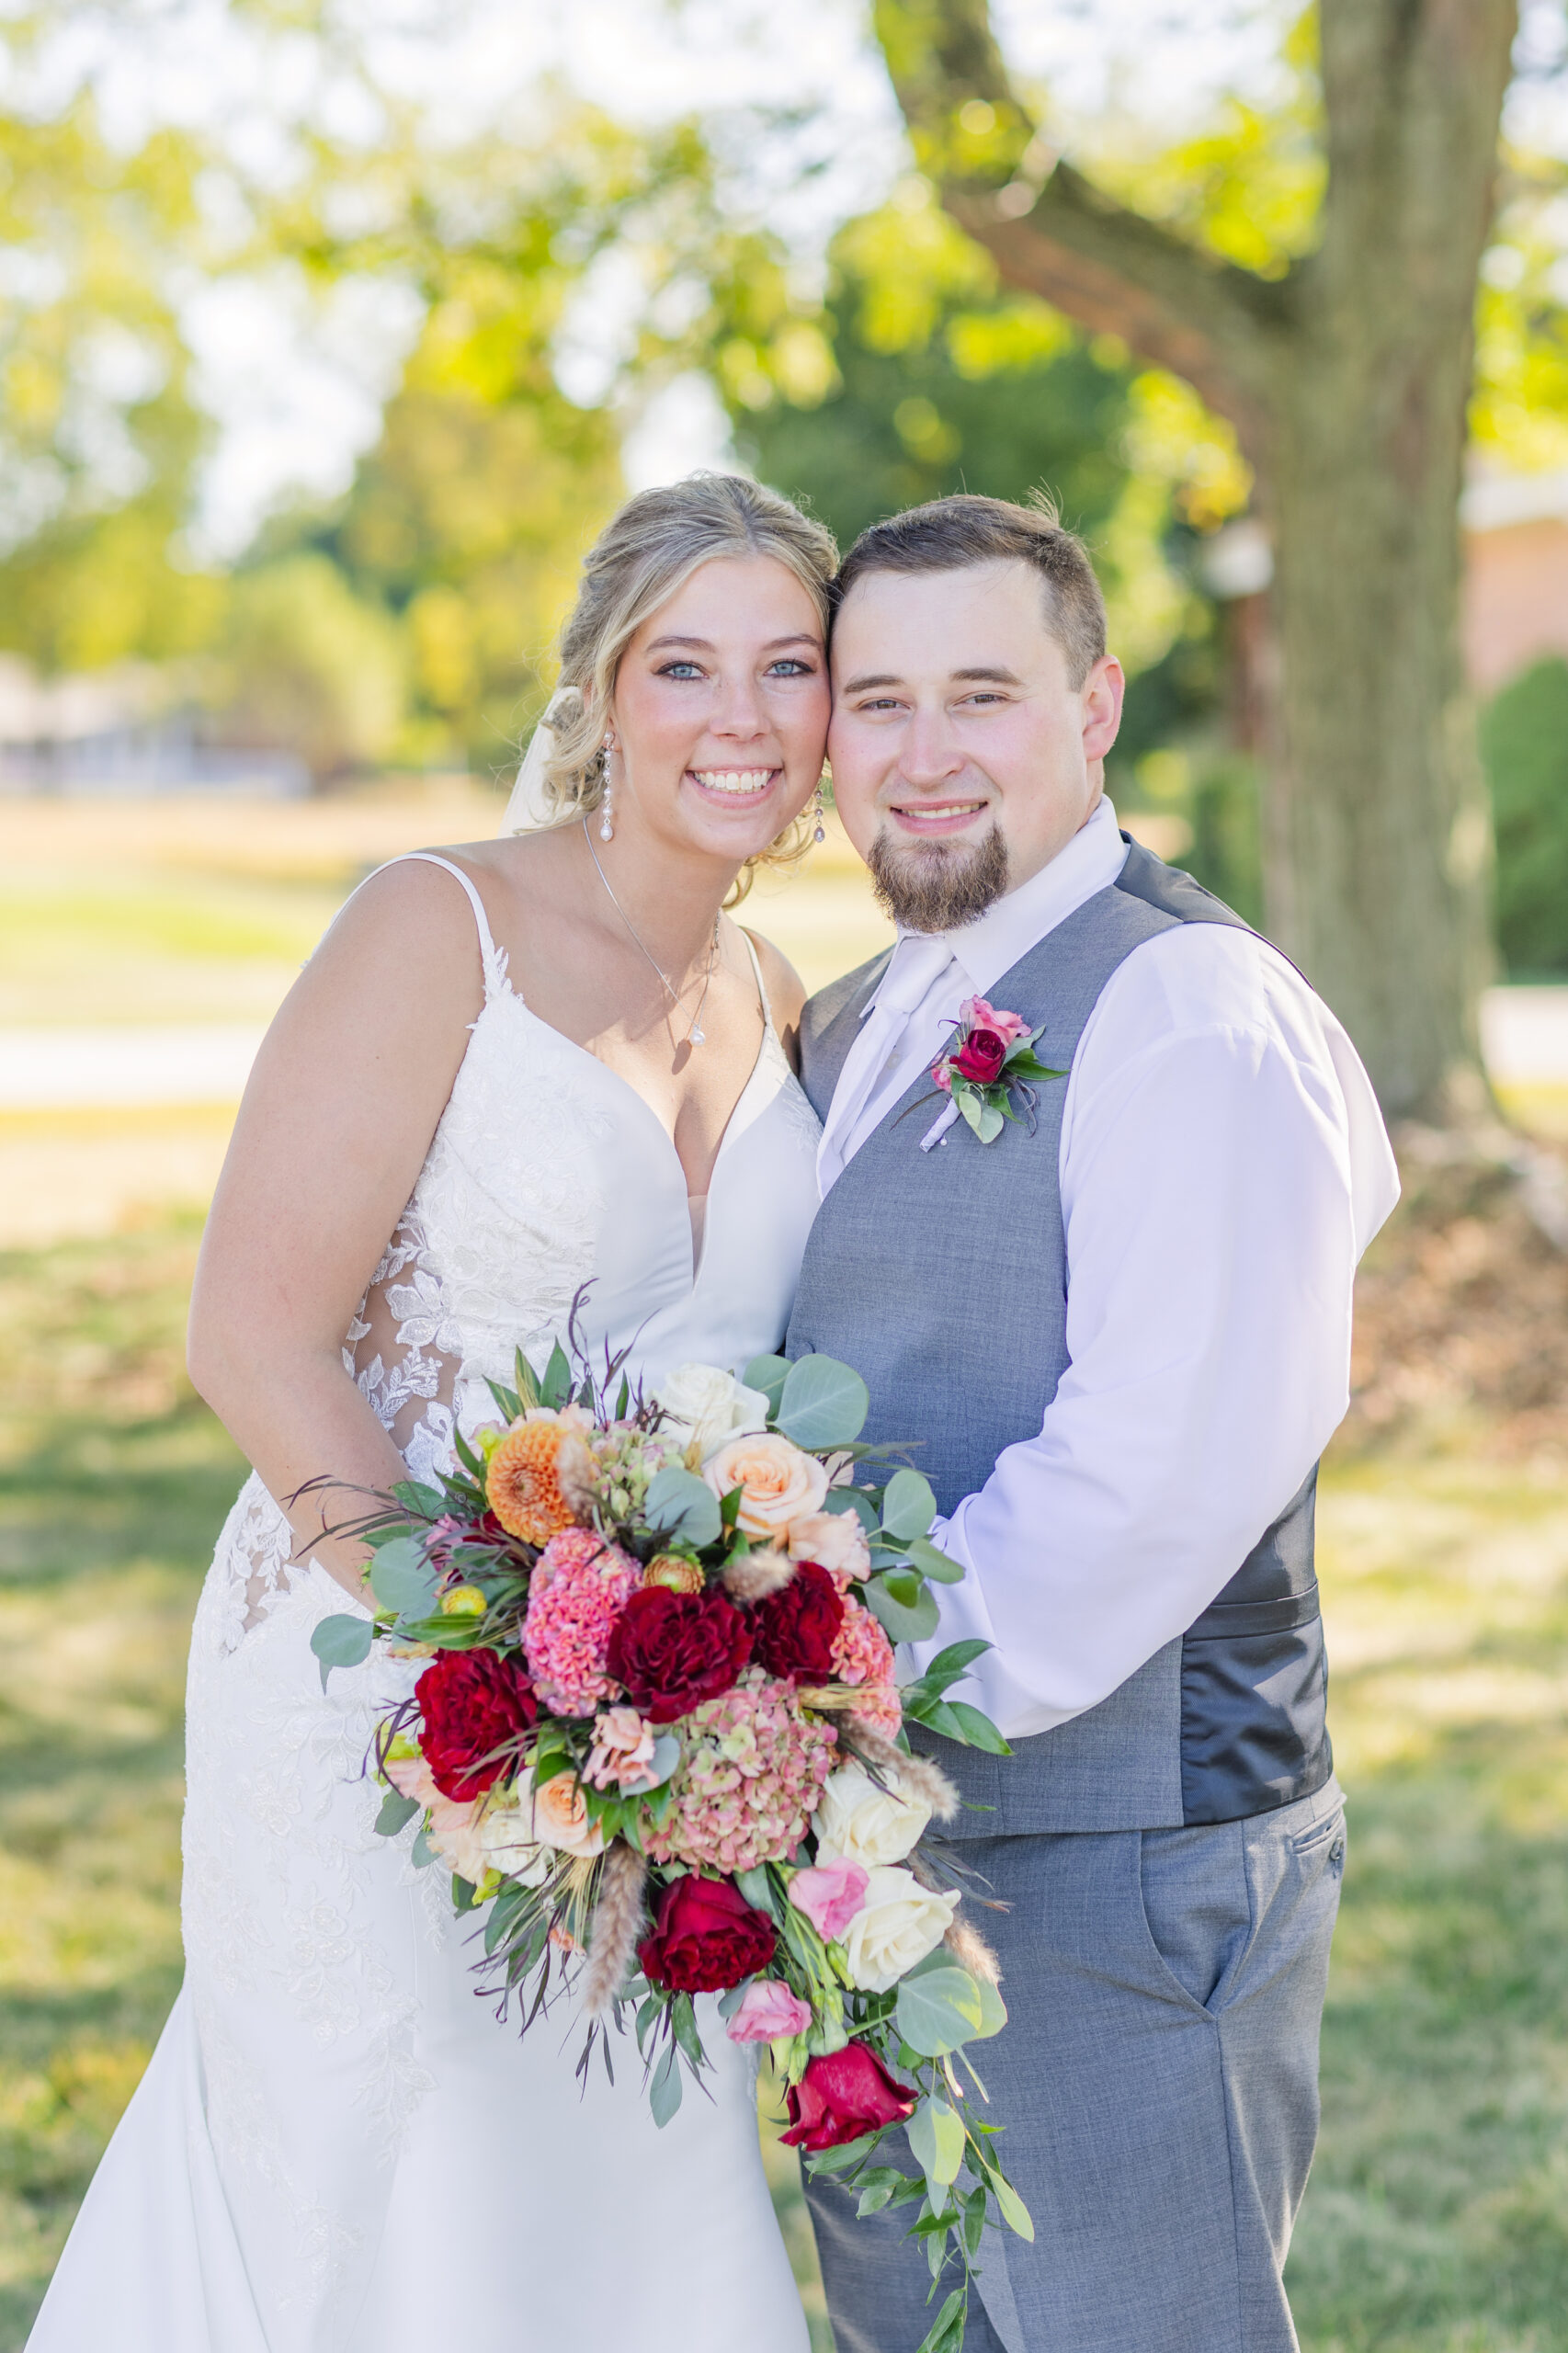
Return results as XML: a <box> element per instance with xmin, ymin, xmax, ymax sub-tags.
<box><xmin>786</xmin><ymin>494</ymin><xmax>1398</xmax><ymax>2353</ymax></box>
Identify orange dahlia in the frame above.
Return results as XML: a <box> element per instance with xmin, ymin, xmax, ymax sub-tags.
<box><xmin>486</xmin><ymin>1421</ymin><xmax>578</xmax><ymax>1546</ymax></box>
<box><xmin>643</xmin><ymin>1553</ymin><xmax>706</xmax><ymax>1596</ymax></box>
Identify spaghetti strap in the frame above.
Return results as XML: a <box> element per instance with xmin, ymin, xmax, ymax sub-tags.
<box><xmin>738</xmin><ymin>927</ymin><xmax>774</xmax><ymax>1030</ymax></box>
<box><xmin>385</xmin><ymin>851</ymin><xmax>509</xmax><ymax>1001</ymax></box>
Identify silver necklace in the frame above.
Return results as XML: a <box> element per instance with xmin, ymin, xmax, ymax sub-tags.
<box><xmin>582</xmin><ymin>815</ymin><xmax>721</xmax><ymax>1048</ymax></box>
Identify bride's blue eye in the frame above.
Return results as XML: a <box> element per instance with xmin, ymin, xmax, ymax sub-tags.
<box><xmin>657</xmin><ymin>661</ymin><xmax>704</xmax><ymax>679</ymax></box>
<box><xmin>767</xmin><ymin>658</ymin><xmax>814</xmax><ymax>676</ymax></box>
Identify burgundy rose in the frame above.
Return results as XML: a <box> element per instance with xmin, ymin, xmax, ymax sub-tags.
<box><xmin>638</xmin><ymin>1873</ymin><xmax>777</xmax><ymax>1993</ymax></box>
<box><xmin>779</xmin><ymin>2042</ymin><xmax>917</xmax><ymax>2152</ymax></box>
<box><xmin>415</xmin><ymin>1647</ymin><xmax>538</xmax><ymax>1800</ymax></box>
<box><xmin>607</xmin><ymin>1586</ymin><xmax>752</xmax><ymax>1724</ymax></box>
<box><xmin>951</xmin><ymin>1027</ymin><xmax>1008</xmax><ymax>1086</ymax></box>
<box><xmin>750</xmin><ymin>1562</ymin><xmax>845</xmax><ymax>1682</ymax></box>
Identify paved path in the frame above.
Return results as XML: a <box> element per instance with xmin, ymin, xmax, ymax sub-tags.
<box><xmin>0</xmin><ymin>991</ymin><xmax>1564</xmax><ymax>1110</ymax></box>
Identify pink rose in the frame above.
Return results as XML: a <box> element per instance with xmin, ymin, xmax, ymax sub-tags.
<box><xmin>725</xmin><ymin>1978</ymin><xmax>814</xmax><ymax>2044</ymax></box>
<box><xmin>790</xmin><ymin>1855</ymin><xmax>870</xmax><ymax>1941</ymax></box>
<box><xmin>961</xmin><ymin>995</ymin><xmax>1029</xmax><ymax>1045</ymax></box>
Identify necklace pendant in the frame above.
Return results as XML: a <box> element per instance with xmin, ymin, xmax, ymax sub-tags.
<box><xmin>689</xmin><ymin>1025</ymin><xmax>705</xmax><ymax>1046</ymax></box>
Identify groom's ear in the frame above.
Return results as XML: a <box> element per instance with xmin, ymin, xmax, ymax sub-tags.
<box><xmin>1081</xmin><ymin>656</ymin><xmax>1125</xmax><ymax>763</ymax></box>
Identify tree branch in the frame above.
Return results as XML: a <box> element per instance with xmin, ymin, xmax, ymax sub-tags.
<box><xmin>872</xmin><ymin>0</ymin><xmax>1292</xmax><ymax>453</ymax></box>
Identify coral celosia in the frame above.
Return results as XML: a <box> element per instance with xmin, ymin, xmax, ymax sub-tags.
<box><xmin>486</xmin><ymin>1418</ymin><xmax>579</xmax><ymax>1546</ymax></box>
<box><xmin>831</xmin><ymin>1597</ymin><xmax>902</xmax><ymax>1741</ymax></box>
<box><xmin>647</xmin><ymin>1667</ymin><xmax>838</xmax><ymax>1876</ymax></box>
<box><xmin>521</xmin><ymin>1527</ymin><xmax>641</xmax><ymax>1715</ymax></box>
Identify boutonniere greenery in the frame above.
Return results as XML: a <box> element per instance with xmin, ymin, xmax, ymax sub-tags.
<box><xmin>907</xmin><ymin>997</ymin><xmax>1063</xmax><ymax>1149</ymax></box>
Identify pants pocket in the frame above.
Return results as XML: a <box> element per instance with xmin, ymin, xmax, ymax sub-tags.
<box><xmin>1138</xmin><ymin>1821</ymin><xmax>1254</xmax><ymax>2012</ymax></box>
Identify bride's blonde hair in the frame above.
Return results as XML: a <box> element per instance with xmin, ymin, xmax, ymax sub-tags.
<box><xmin>525</xmin><ymin>473</ymin><xmax>837</xmax><ymax>901</ymax></box>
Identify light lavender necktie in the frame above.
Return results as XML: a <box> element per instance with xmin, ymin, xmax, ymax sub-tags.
<box><xmin>816</xmin><ymin>932</ymin><xmax>956</xmax><ymax>1192</ymax></box>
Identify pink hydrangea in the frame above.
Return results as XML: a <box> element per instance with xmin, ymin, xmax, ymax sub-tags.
<box><xmin>832</xmin><ymin>1597</ymin><xmax>902</xmax><ymax>1740</ymax></box>
<box><xmin>522</xmin><ymin>1528</ymin><xmax>641</xmax><ymax>1716</ymax></box>
<box><xmin>647</xmin><ymin>1668</ymin><xmax>838</xmax><ymax>1875</ymax></box>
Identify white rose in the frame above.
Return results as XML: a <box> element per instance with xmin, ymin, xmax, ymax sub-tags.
<box><xmin>787</xmin><ymin>1507</ymin><xmax>871</xmax><ymax>1582</ymax></box>
<box><xmin>704</xmin><ymin>1430</ymin><xmax>830</xmax><ymax>1538</ymax></box>
<box><xmin>812</xmin><ymin>1759</ymin><xmax>931</xmax><ymax>1869</ymax></box>
<box><xmin>840</xmin><ymin>1867</ymin><xmax>960</xmax><ymax>1994</ymax></box>
<box><xmin>653</xmin><ymin>1362</ymin><xmax>771</xmax><ymax>1464</ymax></box>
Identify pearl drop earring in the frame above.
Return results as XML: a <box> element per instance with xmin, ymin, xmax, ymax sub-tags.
<box><xmin>812</xmin><ymin>770</ymin><xmax>828</xmax><ymax>845</ymax></box>
<box><xmin>598</xmin><ymin>734</ymin><xmax>615</xmax><ymax>841</ymax></box>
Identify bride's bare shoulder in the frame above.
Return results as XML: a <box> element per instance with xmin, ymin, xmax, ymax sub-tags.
<box><xmin>741</xmin><ymin>928</ymin><xmax>808</xmax><ymax>1065</ymax></box>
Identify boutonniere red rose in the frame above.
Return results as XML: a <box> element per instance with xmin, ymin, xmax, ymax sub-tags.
<box><xmin>915</xmin><ymin>995</ymin><xmax>1063</xmax><ymax>1147</ymax></box>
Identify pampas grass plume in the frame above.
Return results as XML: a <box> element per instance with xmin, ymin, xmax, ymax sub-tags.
<box><xmin>581</xmin><ymin>1839</ymin><xmax>647</xmax><ymax>2022</ymax></box>
<box><xmin>722</xmin><ymin>1547</ymin><xmax>796</xmax><ymax>1602</ymax></box>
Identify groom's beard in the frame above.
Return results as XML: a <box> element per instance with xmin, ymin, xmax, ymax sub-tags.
<box><xmin>867</xmin><ymin>821</ymin><xmax>1010</xmax><ymax>933</ymax></box>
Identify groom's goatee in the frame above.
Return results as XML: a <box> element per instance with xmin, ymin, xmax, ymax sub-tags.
<box><xmin>867</xmin><ymin>823</ymin><xmax>1010</xmax><ymax>932</ymax></box>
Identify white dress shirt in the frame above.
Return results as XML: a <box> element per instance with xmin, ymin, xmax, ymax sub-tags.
<box><xmin>818</xmin><ymin>799</ymin><xmax>1401</xmax><ymax>1739</ymax></box>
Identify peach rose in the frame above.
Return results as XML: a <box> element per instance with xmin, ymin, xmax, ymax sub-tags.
<box><xmin>517</xmin><ymin>1765</ymin><xmax>605</xmax><ymax>1859</ymax></box>
<box><xmin>704</xmin><ymin>1431</ymin><xmax>828</xmax><ymax>1540</ymax></box>
<box><xmin>787</xmin><ymin>1508</ymin><xmax>871</xmax><ymax>1586</ymax></box>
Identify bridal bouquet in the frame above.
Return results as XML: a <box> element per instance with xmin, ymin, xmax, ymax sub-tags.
<box><xmin>312</xmin><ymin>1332</ymin><xmax>1030</xmax><ymax>2353</ymax></box>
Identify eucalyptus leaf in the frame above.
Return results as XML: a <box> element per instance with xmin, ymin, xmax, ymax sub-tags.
<box><xmin>742</xmin><ymin>1352</ymin><xmax>790</xmax><ymax>1413</ymax></box>
<box><xmin>803</xmin><ymin>2130</ymin><xmax>878</xmax><ymax>2175</ymax></box>
<box><xmin>976</xmin><ymin>1101</ymin><xmax>1006</xmax><ymax>1144</ymax></box>
<box><xmin>410</xmin><ymin>1825</ymin><xmax>437</xmax><ymax>1871</ymax></box>
<box><xmin>310</xmin><ymin>1612</ymin><xmax>373</xmax><ymax>1688</ymax></box>
<box><xmin>880</xmin><ymin>1468</ymin><xmax>937</xmax><ymax>1543</ymax></box>
<box><xmin>373</xmin><ymin>1790</ymin><xmax>420</xmax><ymax>1837</ymax></box>
<box><xmin>897</xmin><ymin>1966</ymin><xmax>985</xmax><ymax>2057</ymax></box>
<box><xmin>649</xmin><ymin>2039</ymin><xmax>684</xmax><ymax>2128</ymax></box>
<box><xmin>986</xmin><ymin>2169</ymin><xmax>1035</xmax><ymax>2242</ymax></box>
<box><xmin>824</xmin><ymin>1486</ymin><xmax>880</xmax><ymax>1531</ymax></box>
<box><xmin>973</xmin><ymin>1977</ymin><xmax>1008</xmax><ymax>2040</ymax></box>
<box><xmin>642</xmin><ymin>1465</ymin><xmax>722</xmax><ymax>1547</ymax></box>
<box><xmin>905</xmin><ymin>2093</ymin><xmax>966</xmax><ymax>2186</ymax></box>
<box><xmin>368</xmin><ymin>1536</ymin><xmax>439</xmax><ymax>1618</ymax></box>
<box><xmin>880</xmin><ymin>1566</ymin><xmax>923</xmax><ymax>1609</ymax></box>
<box><xmin>733</xmin><ymin>1865</ymin><xmax>779</xmax><ymax>1919</ymax></box>
<box><xmin>776</xmin><ymin>1354</ymin><xmax>869</xmax><ymax>1449</ymax></box>
<box><xmin>905</xmin><ymin>1533</ymin><xmax>965</xmax><ymax>1584</ymax></box>
<box><xmin>392</xmin><ymin>1480</ymin><xmax>447</xmax><ymax>1518</ymax></box>
<box><xmin>863</xmin><ymin>1574</ymin><xmax>940</xmax><ymax>1645</ymax></box>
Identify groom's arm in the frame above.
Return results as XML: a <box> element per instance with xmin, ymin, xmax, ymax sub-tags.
<box><xmin>910</xmin><ymin>925</ymin><xmax>1400</xmax><ymax>1740</ymax></box>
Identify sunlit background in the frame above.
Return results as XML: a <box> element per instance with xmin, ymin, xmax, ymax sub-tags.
<box><xmin>4</xmin><ymin>4</ymin><xmax>1568</xmax><ymax>2347</ymax></box>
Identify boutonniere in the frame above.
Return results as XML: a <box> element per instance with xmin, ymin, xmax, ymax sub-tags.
<box><xmin>903</xmin><ymin>996</ymin><xmax>1064</xmax><ymax>1151</ymax></box>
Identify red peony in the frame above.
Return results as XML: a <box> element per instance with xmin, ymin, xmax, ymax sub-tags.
<box><xmin>607</xmin><ymin>1586</ymin><xmax>752</xmax><ymax>1724</ymax></box>
<box><xmin>952</xmin><ymin>1027</ymin><xmax>1008</xmax><ymax>1085</ymax></box>
<box><xmin>750</xmin><ymin>1562</ymin><xmax>845</xmax><ymax>1682</ymax></box>
<box><xmin>779</xmin><ymin>2042</ymin><xmax>917</xmax><ymax>2151</ymax></box>
<box><xmin>415</xmin><ymin>1647</ymin><xmax>538</xmax><ymax>1800</ymax></box>
<box><xmin>638</xmin><ymin>1872</ymin><xmax>777</xmax><ymax>1993</ymax></box>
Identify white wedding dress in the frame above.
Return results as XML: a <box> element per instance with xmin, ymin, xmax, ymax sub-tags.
<box><xmin>28</xmin><ymin>856</ymin><xmax>822</xmax><ymax>2353</ymax></box>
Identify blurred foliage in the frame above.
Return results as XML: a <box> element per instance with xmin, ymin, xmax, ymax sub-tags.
<box><xmin>268</xmin><ymin>256</ymin><xmax>623</xmax><ymax>774</ymax></box>
<box><xmin>703</xmin><ymin>173</ymin><xmax>1250</xmax><ymax>823</ymax></box>
<box><xmin>1479</xmin><ymin>656</ymin><xmax>1568</xmax><ymax>978</ymax></box>
<box><xmin>0</xmin><ymin>99</ymin><xmax>224</xmax><ymax>672</ymax></box>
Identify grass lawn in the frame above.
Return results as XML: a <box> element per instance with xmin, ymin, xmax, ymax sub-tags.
<box><xmin>1</xmin><ymin>1219</ymin><xmax>1564</xmax><ymax>2349</ymax></box>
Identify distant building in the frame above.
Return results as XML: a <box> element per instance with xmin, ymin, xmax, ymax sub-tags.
<box><xmin>0</xmin><ymin>657</ymin><xmax>307</xmax><ymax>796</ymax></box>
<box><xmin>1460</xmin><ymin>467</ymin><xmax>1568</xmax><ymax>696</ymax></box>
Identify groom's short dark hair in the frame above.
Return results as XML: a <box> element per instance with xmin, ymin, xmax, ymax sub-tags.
<box><xmin>832</xmin><ymin>493</ymin><xmax>1108</xmax><ymax>688</ymax></box>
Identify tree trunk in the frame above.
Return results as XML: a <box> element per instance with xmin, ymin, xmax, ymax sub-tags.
<box><xmin>873</xmin><ymin>0</ymin><xmax>1518</xmax><ymax>1118</ymax></box>
<box><xmin>1256</xmin><ymin>0</ymin><xmax>1514</xmax><ymax>1115</ymax></box>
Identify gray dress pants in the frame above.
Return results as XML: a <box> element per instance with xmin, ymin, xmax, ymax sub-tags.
<box><xmin>804</xmin><ymin>1779</ymin><xmax>1346</xmax><ymax>2353</ymax></box>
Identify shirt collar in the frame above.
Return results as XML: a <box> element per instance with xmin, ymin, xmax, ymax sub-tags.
<box><xmin>869</xmin><ymin>796</ymin><xmax>1130</xmax><ymax>1015</ymax></box>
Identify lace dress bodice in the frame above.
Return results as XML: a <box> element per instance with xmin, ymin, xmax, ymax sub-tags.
<box><xmin>216</xmin><ymin>852</ymin><xmax>824</xmax><ymax>1645</ymax></box>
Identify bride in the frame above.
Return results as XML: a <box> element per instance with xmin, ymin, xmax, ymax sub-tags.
<box><xmin>28</xmin><ymin>473</ymin><xmax>836</xmax><ymax>2353</ymax></box>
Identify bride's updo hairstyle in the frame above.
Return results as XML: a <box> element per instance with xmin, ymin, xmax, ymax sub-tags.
<box><xmin>524</xmin><ymin>472</ymin><xmax>837</xmax><ymax>896</ymax></box>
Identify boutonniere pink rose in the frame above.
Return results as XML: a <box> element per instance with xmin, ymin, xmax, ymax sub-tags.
<box><xmin>909</xmin><ymin>995</ymin><xmax>1063</xmax><ymax>1148</ymax></box>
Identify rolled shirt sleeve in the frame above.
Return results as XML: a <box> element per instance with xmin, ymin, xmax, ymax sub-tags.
<box><xmin>906</xmin><ymin>925</ymin><xmax>1399</xmax><ymax>1740</ymax></box>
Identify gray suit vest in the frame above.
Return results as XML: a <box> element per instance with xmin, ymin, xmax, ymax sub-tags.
<box><xmin>786</xmin><ymin>836</ymin><xmax>1331</xmax><ymax>1834</ymax></box>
